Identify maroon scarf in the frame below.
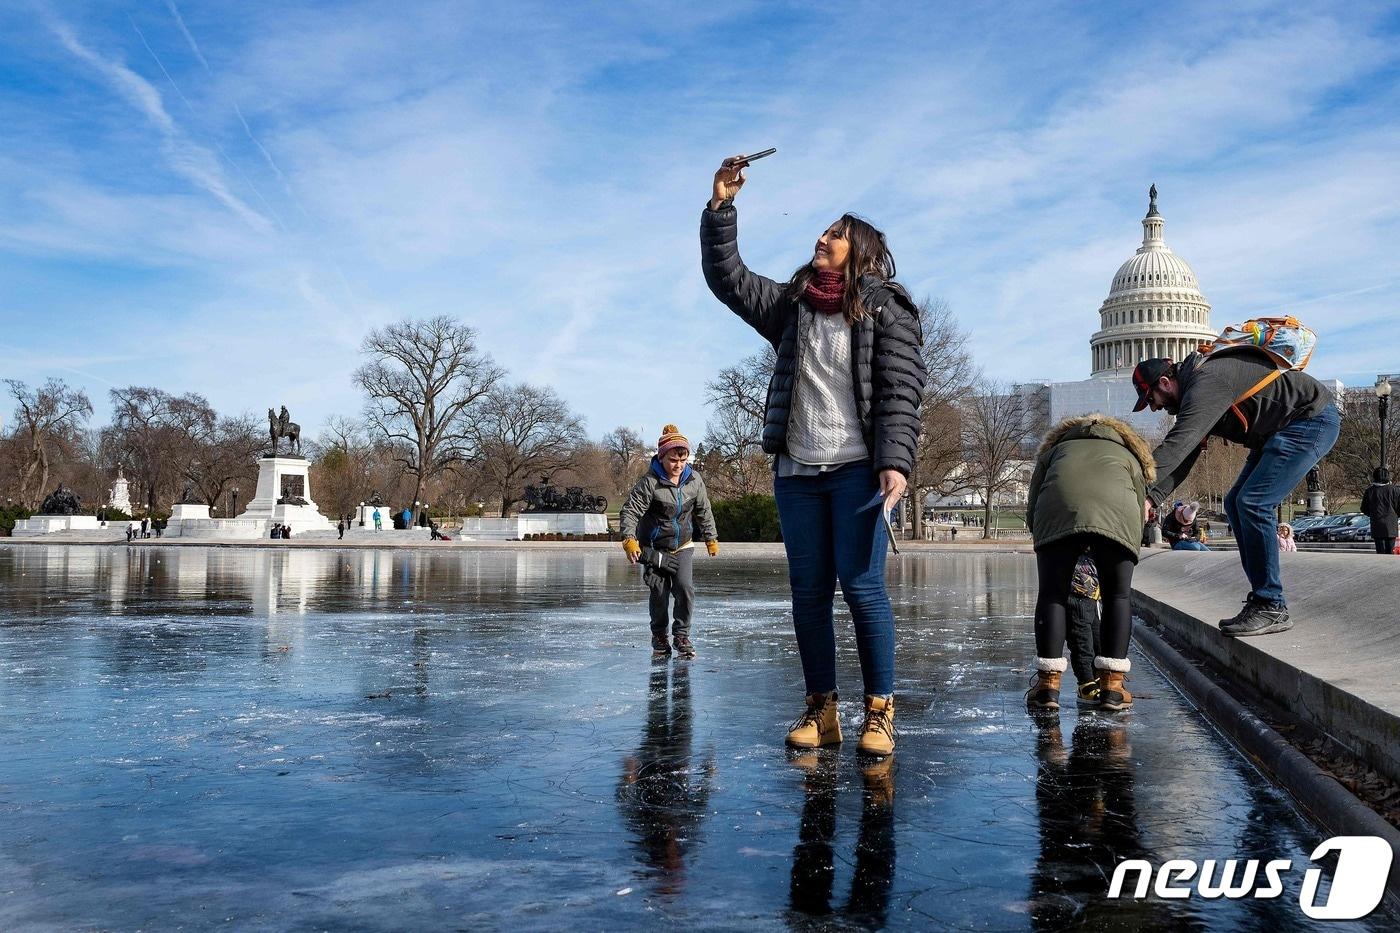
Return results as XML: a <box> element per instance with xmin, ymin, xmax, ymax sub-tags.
<box><xmin>803</xmin><ymin>270</ymin><xmax>846</xmax><ymax>316</ymax></box>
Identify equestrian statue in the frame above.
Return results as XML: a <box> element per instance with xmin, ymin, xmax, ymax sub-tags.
<box><xmin>268</xmin><ymin>405</ymin><xmax>302</xmax><ymax>456</ymax></box>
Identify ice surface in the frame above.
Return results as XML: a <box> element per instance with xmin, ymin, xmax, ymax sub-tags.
<box><xmin>0</xmin><ymin>545</ymin><xmax>1389</xmax><ymax>930</ymax></box>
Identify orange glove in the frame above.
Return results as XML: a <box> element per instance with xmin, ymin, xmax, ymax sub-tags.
<box><xmin>707</xmin><ymin>539</ymin><xmax>719</xmax><ymax>557</ymax></box>
<box><xmin>622</xmin><ymin>537</ymin><xmax>641</xmax><ymax>562</ymax></box>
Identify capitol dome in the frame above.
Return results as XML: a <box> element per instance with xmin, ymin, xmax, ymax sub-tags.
<box><xmin>1090</xmin><ymin>186</ymin><xmax>1216</xmax><ymax>377</ymax></box>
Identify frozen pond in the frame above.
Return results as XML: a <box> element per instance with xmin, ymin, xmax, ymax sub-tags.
<box><xmin>0</xmin><ymin>545</ymin><xmax>1390</xmax><ymax>930</ymax></box>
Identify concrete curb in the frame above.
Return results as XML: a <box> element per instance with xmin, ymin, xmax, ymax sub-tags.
<box><xmin>1134</xmin><ymin>622</ymin><xmax>1400</xmax><ymax>909</ymax></box>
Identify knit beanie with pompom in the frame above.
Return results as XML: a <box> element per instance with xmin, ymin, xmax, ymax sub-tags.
<box><xmin>656</xmin><ymin>424</ymin><xmax>690</xmax><ymax>457</ymax></box>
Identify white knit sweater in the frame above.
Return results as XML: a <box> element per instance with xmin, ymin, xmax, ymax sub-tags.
<box><xmin>786</xmin><ymin>307</ymin><xmax>868</xmax><ymax>466</ymax></box>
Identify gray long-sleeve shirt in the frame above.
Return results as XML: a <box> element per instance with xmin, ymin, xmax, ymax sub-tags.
<box><xmin>1147</xmin><ymin>351</ymin><xmax>1333</xmax><ymax>507</ymax></box>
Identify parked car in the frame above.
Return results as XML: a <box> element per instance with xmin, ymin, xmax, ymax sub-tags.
<box><xmin>1326</xmin><ymin>514</ymin><xmax>1372</xmax><ymax>542</ymax></box>
<box><xmin>1296</xmin><ymin>514</ymin><xmax>1353</xmax><ymax>542</ymax></box>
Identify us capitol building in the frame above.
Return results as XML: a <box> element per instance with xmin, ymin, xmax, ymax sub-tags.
<box><xmin>1039</xmin><ymin>186</ymin><xmax>1219</xmax><ymax>435</ymax></box>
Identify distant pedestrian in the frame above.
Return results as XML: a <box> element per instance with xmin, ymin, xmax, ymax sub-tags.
<box><xmin>337</xmin><ymin>519</ymin><xmax>345</xmax><ymax>540</ymax></box>
<box><xmin>372</xmin><ymin>508</ymin><xmax>382</xmax><ymax>531</ymax></box>
<box><xmin>1277</xmin><ymin>523</ymin><xmax>1297</xmax><ymax>552</ymax></box>
<box><xmin>140</xmin><ymin>517</ymin><xmax>149</xmax><ymax>538</ymax></box>
<box><xmin>281</xmin><ymin>524</ymin><xmax>291</xmax><ymax>539</ymax></box>
<box><xmin>126</xmin><ymin>522</ymin><xmax>135</xmax><ymax>543</ymax></box>
<box><xmin>1133</xmin><ymin>353</ymin><xmax>1338</xmax><ymax>636</ymax></box>
<box><xmin>1169</xmin><ymin>503</ymin><xmax>1210</xmax><ymax>552</ymax></box>
<box><xmin>700</xmin><ymin>153</ymin><xmax>926</xmax><ymax>757</ymax></box>
<box><xmin>269</xmin><ymin>523</ymin><xmax>280</xmax><ymax>540</ymax></box>
<box><xmin>619</xmin><ymin>425</ymin><xmax>719</xmax><ymax>663</ymax></box>
<box><xmin>429</xmin><ymin>520</ymin><xmax>443</xmax><ymax>540</ymax></box>
<box><xmin>1361</xmin><ymin>468</ymin><xmax>1400</xmax><ymax>555</ymax></box>
<box><xmin>1026</xmin><ymin>414</ymin><xmax>1154</xmax><ymax>714</ymax></box>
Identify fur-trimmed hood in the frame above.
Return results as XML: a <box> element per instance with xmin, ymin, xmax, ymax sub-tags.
<box><xmin>1037</xmin><ymin>413</ymin><xmax>1156</xmax><ymax>484</ymax></box>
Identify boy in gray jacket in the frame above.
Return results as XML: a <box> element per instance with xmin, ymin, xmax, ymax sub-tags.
<box><xmin>619</xmin><ymin>425</ymin><xmax>720</xmax><ymax>659</ymax></box>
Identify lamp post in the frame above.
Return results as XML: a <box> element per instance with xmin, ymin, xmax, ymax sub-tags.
<box><xmin>230</xmin><ymin>487</ymin><xmax>240</xmax><ymax>518</ymax></box>
<box><xmin>358</xmin><ymin>501</ymin><xmax>365</xmax><ymax>527</ymax></box>
<box><xmin>1378</xmin><ymin>376</ymin><xmax>1393</xmax><ymax>478</ymax></box>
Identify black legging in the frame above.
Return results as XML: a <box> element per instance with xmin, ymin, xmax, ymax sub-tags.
<box><xmin>1035</xmin><ymin>535</ymin><xmax>1135</xmax><ymax>661</ymax></box>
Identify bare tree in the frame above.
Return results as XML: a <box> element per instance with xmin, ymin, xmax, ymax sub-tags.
<box><xmin>4</xmin><ymin>378</ymin><xmax>93</xmax><ymax>510</ymax></box>
<box><xmin>601</xmin><ymin>426</ymin><xmax>649</xmax><ymax>497</ymax></box>
<box><xmin>472</xmin><ymin>382</ymin><xmax>586</xmax><ymax>515</ymax></box>
<box><xmin>355</xmin><ymin>316</ymin><xmax>504</xmax><ymax>524</ymax></box>
<box><xmin>960</xmin><ymin>380</ymin><xmax>1039</xmax><ymax>538</ymax></box>
<box><xmin>192</xmin><ymin>415</ymin><xmax>265</xmax><ymax>511</ymax></box>
<box><xmin>703</xmin><ymin>346</ymin><xmax>776</xmax><ymax>497</ymax></box>
<box><xmin>105</xmin><ymin>387</ymin><xmax>216</xmax><ymax>513</ymax></box>
<box><xmin>907</xmin><ymin>298</ymin><xmax>976</xmax><ymax>539</ymax></box>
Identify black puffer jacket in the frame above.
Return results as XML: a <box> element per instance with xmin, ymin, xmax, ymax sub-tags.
<box><xmin>700</xmin><ymin>203</ymin><xmax>926</xmax><ymax>475</ymax></box>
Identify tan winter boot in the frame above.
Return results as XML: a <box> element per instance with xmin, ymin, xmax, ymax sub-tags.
<box><xmin>1025</xmin><ymin>657</ymin><xmax>1067</xmax><ymax>711</ymax></box>
<box><xmin>1095</xmin><ymin>656</ymin><xmax>1133</xmax><ymax>711</ymax></box>
<box><xmin>857</xmin><ymin>695</ymin><xmax>895</xmax><ymax>756</ymax></box>
<box><xmin>785</xmin><ymin>691</ymin><xmax>842</xmax><ymax>749</ymax></box>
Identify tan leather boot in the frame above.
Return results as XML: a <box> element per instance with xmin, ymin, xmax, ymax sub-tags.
<box><xmin>785</xmin><ymin>691</ymin><xmax>842</xmax><ymax>748</ymax></box>
<box><xmin>1095</xmin><ymin>656</ymin><xmax>1133</xmax><ymax>711</ymax></box>
<box><xmin>1026</xmin><ymin>657</ymin><xmax>1067</xmax><ymax>711</ymax></box>
<box><xmin>857</xmin><ymin>695</ymin><xmax>895</xmax><ymax>756</ymax></box>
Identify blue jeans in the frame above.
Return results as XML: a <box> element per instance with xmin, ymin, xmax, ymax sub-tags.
<box><xmin>774</xmin><ymin>461</ymin><xmax>894</xmax><ymax>696</ymax></box>
<box><xmin>1224</xmin><ymin>405</ymin><xmax>1341</xmax><ymax>605</ymax></box>
<box><xmin>1172</xmin><ymin>540</ymin><xmax>1210</xmax><ymax>551</ymax></box>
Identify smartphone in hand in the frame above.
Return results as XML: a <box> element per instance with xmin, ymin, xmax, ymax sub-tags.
<box><xmin>724</xmin><ymin>148</ymin><xmax>777</xmax><ymax>167</ymax></box>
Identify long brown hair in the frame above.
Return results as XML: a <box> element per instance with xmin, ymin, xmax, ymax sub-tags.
<box><xmin>782</xmin><ymin>213</ymin><xmax>902</xmax><ymax>324</ymax></box>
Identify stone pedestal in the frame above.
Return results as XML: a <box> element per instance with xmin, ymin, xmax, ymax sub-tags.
<box><xmin>1306</xmin><ymin>491</ymin><xmax>1326</xmax><ymax>517</ymax></box>
<box><xmin>236</xmin><ymin>457</ymin><xmax>334</xmax><ymax>535</ymax></box>
<box><xmin>170</xmin><ymin>502</ymin><xmax>211</xmax><ymax>521</ymax></box>
<box><xmin>459</xmin><ymin>512</ymin><xmax>609</xmax><ymax>541</ymax></box>
<box><xmin>12</xmin><ymin>514</ymin><xmax>102</xmax><ymax>536</ymax></box>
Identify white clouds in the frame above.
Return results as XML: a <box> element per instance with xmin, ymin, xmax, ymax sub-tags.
<box><xmin>48</xmin><ymin>18</ymin><xmax>272</xmax><ymax>234</ymax></box>
<box><xmin>3</xmin><ymin>2</ymin><xmax>1398</xmax><ymax>439</ymax></box>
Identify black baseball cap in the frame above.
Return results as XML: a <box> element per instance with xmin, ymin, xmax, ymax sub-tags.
<box><xmin>1132</xmin><ymin>358</ymin><xmax>1174</xmax><ymax>411</ymax></box>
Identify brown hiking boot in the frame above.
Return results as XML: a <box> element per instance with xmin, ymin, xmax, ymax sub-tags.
<box><xmin>673</xmin><ymin>634</ymin><xmax>696</xmax><ymax>659</ymax></box>
<box><xmin>785</xmin><ymin>691</ymin><xmax>842</xmax><ymax>749</ymax></box>
<box><xmin>857</xmin><ymin>695</ymin><xmax>895</xmax><ymax>757</ymax></box>
<box><xmin>1025</xmin><ymin>671</ymin><xmax>1062</xmax><ymax>711</ymax></box>
<box><xmin>1095</xmin><ymin>657</ymin><xmax>1133</xmax><ymax>711</ymax></box>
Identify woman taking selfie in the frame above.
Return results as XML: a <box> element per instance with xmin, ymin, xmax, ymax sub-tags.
<box><xmin>700</xmin><ymin>155</ymin><xmax>926</xmax><ymax>757</ymax></box>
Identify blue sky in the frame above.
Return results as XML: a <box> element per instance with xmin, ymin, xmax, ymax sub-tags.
<box><xmin>2</xmin><ymin>0</ymin><xmax>1398</xmax><ymax>444</ymax></box>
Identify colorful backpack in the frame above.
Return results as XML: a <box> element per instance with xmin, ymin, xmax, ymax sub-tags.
<box><xmin>1197</xmin><ymin>316</ymin><xmax>1318</xmax><ymax>432</ymax></box>
<box><xmin>1197</xmin><ymin>315</ymin><xmax>1316</xmax><ymax>370</ymax></box>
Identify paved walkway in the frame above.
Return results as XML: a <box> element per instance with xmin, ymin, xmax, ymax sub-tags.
<box><xmin>1132</xmin><ymin>550</ymin><xmax>1400</xmax><ymax>787</ymax></box>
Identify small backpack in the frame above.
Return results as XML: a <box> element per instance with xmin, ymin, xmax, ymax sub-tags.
<box><xmin>1198</xmin><ymin>315</ymin><xmax>1317</xmax><ymax>370</ymax></box>
<box><xmin>1196</xmin><ymin>316</ymin><xmax>1318</xmax><ymax>433</ymax></box>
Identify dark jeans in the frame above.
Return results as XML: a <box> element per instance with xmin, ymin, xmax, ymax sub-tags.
<box><xmin>1376</xmin><ymin>537</ymin><xmax>1397</xmax><ymax>555</ymax></box>
<box><xmin>1224</xmin><ymin>406</ymin><xmax>1341</xmax><ymax>606</ymax></box>
<box><xmin>1066</xmin><ymin>596</ymin><xmax>1101</xmax><ymax>684</ymax></box>
<box><xmin>1035</xmin><ymin>535</ymin><xmax>1134</xmax><ymax>662</ymax></box>
<box><xmin>774</xmin><ymin>461</ymin><xmax>894</xmax><ymax>697</ymax></box>
<box><xmin>645</xmin><ymin>547</ymin><xmax>695</xmax><ymax>637</ymax></box>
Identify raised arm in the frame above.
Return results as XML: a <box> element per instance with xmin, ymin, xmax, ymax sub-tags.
<box><xmin>700</xmin><ymin>157</ymin><xmax>789</xmax><ymax>343</ymax></box>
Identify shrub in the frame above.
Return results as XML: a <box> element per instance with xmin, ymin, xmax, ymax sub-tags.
<box><xmin>0</xmin><ymin>505</ymin><xmax>33</xmax><ymax>537</ymax></box>
<box><xmin>713</xmin><ymin>495</ymin><xmax>782</xmax><ymax>542</ymax></box>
